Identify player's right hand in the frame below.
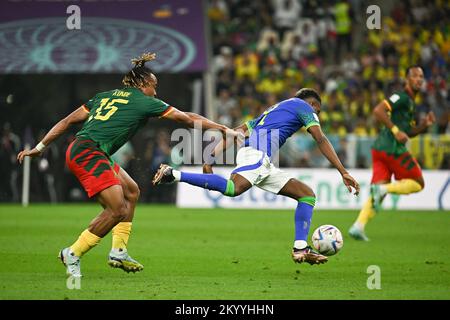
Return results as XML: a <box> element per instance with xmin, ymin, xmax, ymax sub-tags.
<box><xmin>342</xmin><ymin>173</ymin><xmax>360</xmax><ymax>196</ymax></box>
<box><xmin>17</xmin><ymin>148</ymin><xmax>42</xmax><ymax>164</ymax></box>
<box><xmin>224</xmin><ymin>128</ymin><xmax>245</xmax><ymax>144</ymax></box>
<box><xmin>394</xmin><ymin>130</ymin><xmax>409</xmax><ymax>144</ymax></box>
<box><xmin>202</xmin><ymin>164</ymin><xmax>214</xmax><ymax>174</ymax></box>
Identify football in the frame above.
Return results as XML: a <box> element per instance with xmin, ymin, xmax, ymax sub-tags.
<box><xmin>311</xmin><ymin>225</ymin><xmax>343</xmax><ymax>256</ymax></box>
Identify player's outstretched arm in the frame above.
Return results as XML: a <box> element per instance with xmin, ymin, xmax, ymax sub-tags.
<box><xmin>373</xmin><ymin>100</ymin><xmax>409</xmax><ymax>144</ymax></box>
<box><xmin>184</xmin><ymin>112</ymin><xmax>227</xmax><ymax>132</ymax></box>
<box><xmin>17</xmin><ymin>106</ymin><xmax>89</xmax><ymax>164</ymax></box>
<box><xmin>163</xmin><ymin>107</ymin><xmax>243</xmax><ymax>139</ymax></box>
<box><xmin>308</xmin><ymin>125</ymin><xmax>360</xmax><ymax>196</ymax></box>
<box><xmin>164</xmin><ymin>107</ymin><xmax>224</xmax><ymax>131</ymax></box>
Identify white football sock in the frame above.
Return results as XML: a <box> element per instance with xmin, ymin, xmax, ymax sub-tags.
<box><xmin>172</xmin><ymin>170</ymin><xmax>181</xmax><ymax>181</ymax></box>
<box><xmin>294</xmin><ymin>240</ymin><xmax>308</xmax><ymax>250</ymax></box>
<box><xmin>354</xmin><ymin>222</ymin><xmax>364</xmax><ymax>231</ymax></box>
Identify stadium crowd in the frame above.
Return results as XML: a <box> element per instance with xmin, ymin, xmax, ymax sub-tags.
<box><xmin>208</xmin><ymin>0</ymin><xmax>449</xmax><ymax>167</ymax></box>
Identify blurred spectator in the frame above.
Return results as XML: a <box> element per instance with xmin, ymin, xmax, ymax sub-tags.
<box><xmin>216</xmin><ymin>88</ymin><xmax>239</xmax><ymax>127</ymax></box>
<box><xmin>272</xmin><ymin>0</ymin><xmax>302</xmax><ymax>40</ymax></box>
<box><xmin>429</xmin><ymin>93</ymin><xmax>449</xmax><ymax>134</ymax></box>
<box><xmin>391</xmin><ymin>2</ymin><xmax>408</xmax><ymax>25</ymax></box>
<box><xmin>295</xmin><ymin>20</ymin><xmax>318</xmax><ymax>53</ymax></box>
<box><xmin>257</xmin><ymin>67</ymin><xmax>285</xmax><ymax>96</ymax></box>
<box><xmin>235</xmin><ymin>48</ymin><xmax>260</xmax><ymax>81</ymax></box>
<box><xmin>341</xmin><ymin>52</ymin><xmax>360</xmax><ymax>77</ymax></box>
<box><xmin>216</xmin><ymin>69</ymin><xmax>235</xmax><ymax>95</ymax></box>
<box><xmin>334</xmin><ymin>0</ymin><xmax>353</xmax><ymax>62</ymax></box>
<box><xmin>143</xmin><ymin>130</ymin><xmax>176</xmax><ymax>203</ymax></box>
<box><xmin>151</xmin><ymin>130</ymin><xmax>172</xmax><ymax>173</ymax></box>
<box><xmin>284</xmin><ymin>34</ymin><xmax>308</xmax><ymax>61</ymax></box>
<box><xmin>208</xmin><ymin>0</ymin><xmax>228</xmax><ymax>22</ymax></box>
<box><xmin>34</xmin><ymin>129</ymin><xmax>59</xmax><ymax>203</ymax></box>
<box><xmin>0</xmin><ymin>123</ymin><xmax>20</xmax><ymax>202</ymax></box>
<box><xmin>213</xmin><ymin>46</ymin><xmax>234</xmax><ymax>73</ymax></box>
<box><xmin>411</xmin><ymin>0</ymin><xmax>431</xmax><ymax>24</ymax></box>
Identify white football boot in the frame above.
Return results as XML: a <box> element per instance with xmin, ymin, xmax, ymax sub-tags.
<box><xmin>58</xmin><ymin>247</ymin><xmax>82</xmax><ymax>277</ymax></box>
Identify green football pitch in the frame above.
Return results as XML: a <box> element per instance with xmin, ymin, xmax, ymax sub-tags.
<box><xmin>0</xmin><ymin>204</ymin><xmax>449</xmax><ymax>300</ymax></box>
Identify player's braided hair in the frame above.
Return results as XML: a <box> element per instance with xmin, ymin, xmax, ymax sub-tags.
<box><xmin>122</xmin><ymin>52</ymin><xmax>156</xmax><ymax>88</ymax></box>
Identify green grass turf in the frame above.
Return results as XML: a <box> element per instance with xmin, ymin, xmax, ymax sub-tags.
<box><xmin>0</xmin><ymin>204</ymin><xmax>449</xmax><ymax>300</ymax></box>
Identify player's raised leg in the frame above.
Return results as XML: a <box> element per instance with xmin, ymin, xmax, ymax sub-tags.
<box><xmin>278</xmin><ymin>178</ymin><xmax>328</xmax><ymax>265</ymax></box>
<box><xmin>372</xmin><ymin>177</ymin><xmax>423</xmax><ymax>208</ymax></box>
<box><xmin>152</xmin><ymin>164</ymin><xmax>252</xmax><ymax>197</ymax></box>
<box><xmin>59</xmin><ymin>185</ymin><xmax>128</xmax><ymax>277</ymax></box>
<box><xmin>107</xmin><ymin>168</ymin><xmax>144</xmax><ymax>273</ymax></box>
<box><xmin>369</xmin><ymin>175</ymin><xmax>422</xmax><ymax>216</ymax></box>
<box><xmin>153</xmin><ymin>146</ymin><xmax>268</xmax><ymax>196</ymax></box>
<box><xmin>370</xmin><ymin>164</ymin><xmax>423</xmax><ymax>210</ymax></box>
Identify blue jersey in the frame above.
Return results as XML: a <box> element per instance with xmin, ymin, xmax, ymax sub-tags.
<box><xmin>244</xmin><ymin>98</ymin><xmax>320</xmax><ymax>157</ymax></box>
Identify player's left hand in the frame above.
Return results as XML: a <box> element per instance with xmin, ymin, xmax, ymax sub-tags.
<box><xmin>342</xmin><ymin>173</ymin><xmax>360</xmax><ymax>196</ymax></box>
<box><xmin>424</xmin><ymin>111</ymin><xmax>436</xmax><ymax>127</ymax></box>
<box><xmin>17</xmin><ymin>148</ymin><xmax>42</xmax><ymax>164</ymax></box>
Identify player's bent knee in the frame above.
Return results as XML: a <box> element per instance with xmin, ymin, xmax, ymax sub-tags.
<box><xmin>127</xmin><ymin>186</ymin><xmax>140</xmax><ymax>203</ymax></box>
<box><xmin>111</xmin><ymin>202</ymin><xmax>128</xmax><ymax>221</ymax></box>
<box><xmin>286</xmin><ymin>178</ymin><xmax>315</xmax><ymax>199</ymax></box>
<box><xmin>302</xmin><ymin>186</ymin><xmax>315</xmax><ymax>199</ymax></box>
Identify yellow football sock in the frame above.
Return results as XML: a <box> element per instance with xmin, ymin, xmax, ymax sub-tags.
<box><xmin>70</xmin><ymin>229</ymin><xmax>101</xmax><ymax>257</ymax></box>
<box><xmin>356</xmin><ymin>197</ymin><xmax>376</xmax><ymax>228</ymax></box>
<box><xmin>384</xmin><ymin>179</ymin><xmax>422</xmax><ymax>195</ymax></box>
<box><xmin>112</xmin><ymin>222</ymin><xmax>132</xmax><ymax>250</ymax></box>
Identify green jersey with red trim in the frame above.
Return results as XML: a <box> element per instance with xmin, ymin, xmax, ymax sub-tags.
<box><xmin>372</xmin><ymin>91</ymin><xmax>416</xmax><ymax>155</ymax></box>
<box><xmin>76</xmin><ymin>87</ymin><xmax>171</xmax><ymax>155</ymax></box>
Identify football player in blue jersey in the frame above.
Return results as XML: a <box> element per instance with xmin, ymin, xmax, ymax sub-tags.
<box><xmin>153</xmin><ymin>88</ymin><xmax>360</xmax><ymax>265</ymax></box>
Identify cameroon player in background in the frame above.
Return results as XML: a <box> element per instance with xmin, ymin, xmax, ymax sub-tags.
<box><xmin>17</xmin><ymin>53</ymin><xmax>239</xmax><ymax>277</ymax></box>
<box><xmin>349</xmin><ymin>66</ymin><xmax>436</xmax><ymax>241</ymax></box>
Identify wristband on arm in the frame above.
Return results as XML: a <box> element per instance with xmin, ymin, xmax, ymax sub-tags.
<box><xmin>35</xmin><ymin>141</ymin><xmax>46</xmax><ymax>152</ymax></box>
<box><xmin>391</xmin><ymin>125</ymin><xmax>399</xmax><ymax>135</ymax></box>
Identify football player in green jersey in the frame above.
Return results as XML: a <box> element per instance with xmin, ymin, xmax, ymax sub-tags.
<box><xmin>17</xmin><ymin>52</ymin><xmax>239</xmax><ymax>277</ymax></box>
<box><xmin>349</xmin><ymin>66</ymin><xmax>436</xmax><ymax>241</ymax></box>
